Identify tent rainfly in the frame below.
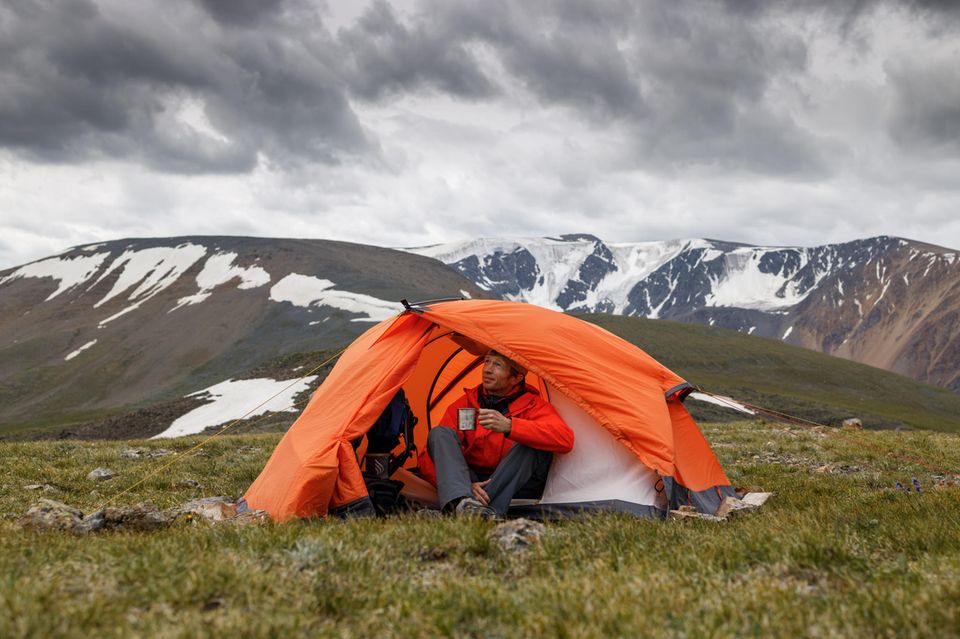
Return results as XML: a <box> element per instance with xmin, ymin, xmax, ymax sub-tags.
<box><xmin>243</xmin><ymin>299</ymin><xmax>735</xmax><ymax>520</ymax></box>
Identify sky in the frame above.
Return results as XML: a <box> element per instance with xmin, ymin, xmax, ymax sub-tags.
<box><xmin>1</xmin><ymin>0</ymin><xmax>959</xmax><ymax>269</ymax></box>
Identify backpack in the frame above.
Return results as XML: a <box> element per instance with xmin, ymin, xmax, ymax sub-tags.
<box><xmin>352</xmin><ymin>389</ymin><xmax>418</xmax><ymax>515</ymax></box>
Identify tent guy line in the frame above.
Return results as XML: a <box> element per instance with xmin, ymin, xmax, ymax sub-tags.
<box><xmin>694</xmin><ymin>389</ymin><xmax>958</xmax><ymax>477</ymax></box>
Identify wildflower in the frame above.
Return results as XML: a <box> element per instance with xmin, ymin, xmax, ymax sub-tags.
<box><xmin>912</xmin><ymin>478</ymin><xmax>922</xmax><ymax>494</ymax></box>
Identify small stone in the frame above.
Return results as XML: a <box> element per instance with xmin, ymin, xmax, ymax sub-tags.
<box><xmin>231</xmin><ymin>510</ymin><xmax>270</xmax><ymax>526</ymax></box>
<box><xmin>87</xmin><ymin>468</ymin><xmax>116</xmax><ymax>481</ymax></box>
<box><xmin>841</xmin><ymin>418</ymin><xmax>863</xmax><ymax>430</ymax></box>
<box><xmin>740</xmin><ymin>492</ymin><xmax>774</xmax><ymax>507</ymax></box>
<box><xmin>120</xmin><ymin>448</ymin><xmax>174</xmax><ymax>459</ymax></box>
<box><xmin>669</xmin><ymin>509</ymin><xmax>724</xmax><ymax>522</ymax></box>
<box><xmin>24</xmin><ymin>484</ymin><xmax>60</xmax><ymax>493</ymax></box>
<box><xmin>177</xmin><ymin>479</ymin><xmax>203</xmax><ymax>489</ymax></box>
<box><xmin>179</xmin><ymin>496</ymin><xmax>237</xmax><ymax>523</ymax></box>
<box><xmin>489</xmin><ymin>518</ymin><xmax>546</xmax><ymax>552</ymax></box>
<box><xmin>236</xmin><ymin>446</ymin><xmax>263</xmax><ymax>455</ymax></box>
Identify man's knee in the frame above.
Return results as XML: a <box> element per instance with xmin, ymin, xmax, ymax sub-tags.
<box><xmin>427</xmin><ymin>426</ymin><xmax>458</xmax><ymax>454</ymax></box>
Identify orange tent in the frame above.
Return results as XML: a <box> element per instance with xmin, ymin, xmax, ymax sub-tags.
<box><xmin>243</xmin><ymin>299</ymin><xmax>734</xmax><ymax>521</ymax></box>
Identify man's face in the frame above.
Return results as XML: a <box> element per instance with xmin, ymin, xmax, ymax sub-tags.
<box><xmin>482</xmin><ymin>352</ymin><xmax>522</xmax><ymax>394</ymax></box>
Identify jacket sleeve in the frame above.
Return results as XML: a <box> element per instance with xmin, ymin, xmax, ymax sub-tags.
<box><xmin>418</xmin><ymin>401</ymin><xmax>466</xmax><ymax>487</ymax></box>
<box><xmin>508</xmin><ymin>398</ymin><xmax>574</xmax><ymax>454</ymax></box>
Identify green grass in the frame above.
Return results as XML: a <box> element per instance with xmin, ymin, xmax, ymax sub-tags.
<box><xmin>581</xmin><ymin>314</ymin><xmax>960</xmax><ymax>432</ymax></box>
<box><xmin>2</xmin><ymin>423</ymin><xmax>959</xmax><ymax>638</ymax></box>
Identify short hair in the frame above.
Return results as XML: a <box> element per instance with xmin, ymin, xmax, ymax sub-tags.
<box><xmin>487</xmin><ymin>350</ymin><xmax>527</xmax><ymax>378</ymax></box>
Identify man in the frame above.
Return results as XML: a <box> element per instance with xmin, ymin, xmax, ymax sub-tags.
<box><xmin>419</xmin><ymin>349</ymin><xmax>574</xmax><ymax>518</ymax></box>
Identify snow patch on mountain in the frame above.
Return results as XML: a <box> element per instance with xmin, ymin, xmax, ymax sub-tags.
<box><xmin>0</xmin><ymin>252</ymin><xmax>110</xmax><ymax>301</ymax></box>
<box><xmin>705</xmin><ymin>248</ymin><xmax>815</xmax><ymax>311</ymax></box>
<box><xmin>409</xmin><ymin>237</ymin><xmax>703</xmax><ymax>312</ymax></box>
<box><xmin>172</xmin><ymin>252</ymin><xmax>270</xmax><ymax>310</ymax></box>
<box><xmin>269</xmin><ymin>273</ymin><xmax>398</xmax><ymax>321</ymax></box>
<box><xmin>152</xmin><ymin>376</ymin><xmax>318</xmax><ymax>438</ymax></box>
<box><xmin>64</xmin><ymin>340</ymin><xmax>97</xmax><ymax>361</ymax></box>
<box><xmin>93</xmin><ymin>244</ymin><xmax>208</xmax><ymax>309</ymax></box>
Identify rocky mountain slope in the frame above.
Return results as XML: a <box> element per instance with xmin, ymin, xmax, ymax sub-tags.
<box><xmin>408</xmin><ymin>235</ymin><xmax>960</xmax><ymax>391</ymax></box>
<box><xmin>0</xmin><ymin>237</ymin><xmax>486</xmax><ymax>434</ymax></box>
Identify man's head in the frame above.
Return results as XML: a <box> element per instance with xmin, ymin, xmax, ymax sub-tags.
<box><xmin>482</xmin><ymin>350</ymin><xmax>526</xmax><ymax>395</ymax></box>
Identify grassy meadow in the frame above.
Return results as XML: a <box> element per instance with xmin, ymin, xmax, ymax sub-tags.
<box><xmin>2</xmin><ymin>420</ymin><xmax>959</xmax><ymax>638</ymax></box>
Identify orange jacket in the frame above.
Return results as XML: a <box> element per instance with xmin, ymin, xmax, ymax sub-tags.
<box><xmin>418</xmin><ymin>385</ymin><xmax>574</xmax><ymax>486</ymax></box>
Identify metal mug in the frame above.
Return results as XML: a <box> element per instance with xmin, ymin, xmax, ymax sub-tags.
<box><xmin>365</xmin><ymin>453</ymin><xmax>391</xmax><ymax>479</ymax></box>
<box><xmin>457</xmin><ymin>408</ymin><xmax>478</xmax><ymax>431</ymax></box>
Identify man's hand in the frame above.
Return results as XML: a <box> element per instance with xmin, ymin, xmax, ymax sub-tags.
<box><xmin>478</xmin><ymin>409</ymin><xmax>511</xmax><ymax>434</ymax></box>
<box><xmin>471</xmin><ymin>479</ymin><xmax>491</xmax><ymax>505</ymax></box>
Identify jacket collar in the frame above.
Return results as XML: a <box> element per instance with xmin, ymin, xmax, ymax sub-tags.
<box><xmin>463</xmin><ymin>384</ymin><xmax>539</xmax><ymax>413</ymax></box>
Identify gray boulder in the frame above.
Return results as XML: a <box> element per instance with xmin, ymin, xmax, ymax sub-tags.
<box><xmin>87</xmin><ymin>468</ymin><xmax>116</xmax><ymax>481</ymax></box>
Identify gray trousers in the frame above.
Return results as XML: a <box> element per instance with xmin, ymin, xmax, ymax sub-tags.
<box><xmin>427</xmin><ymin>427</ymin><xmax>553</xmax><ymax>515</ymax></box>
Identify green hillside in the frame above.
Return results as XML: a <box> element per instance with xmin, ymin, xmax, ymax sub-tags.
<box><xmin>7</xmin><ymin>312</ymin><xmax>960</xmax><ymax>440</ymax></box>
<box><xmin>580</xmin><ymin>314</ymin><xmax>960</xmax><ymax>433</ymax></box>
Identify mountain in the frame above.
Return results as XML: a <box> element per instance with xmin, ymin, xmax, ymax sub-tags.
<box><xmin>0</xmin><ymin>237</ymin><xmax>487</xmax><ymax>435</ymax></box>
<box><xmin>407</xmin><ymin>235</ymin><xmax>960</xmax><ymax>391</ymax></box>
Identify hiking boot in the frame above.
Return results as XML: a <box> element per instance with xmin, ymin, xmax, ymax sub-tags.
<box><xmin>455</xmin><ymin>497</ymin><xmax>498</xmax><ymax>519</ymax></box>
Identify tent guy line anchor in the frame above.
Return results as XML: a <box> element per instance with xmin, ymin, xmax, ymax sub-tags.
<box><xmin>95</xmin><ymin>347</ymin><xmax>348</xmax><ymax>511</ymax></box>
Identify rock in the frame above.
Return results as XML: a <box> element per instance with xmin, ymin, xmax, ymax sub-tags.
<box><xmin>813</xmin><ymin>463</ymin><xmax>860</xmax><ymax>475</ymax></box>
<box><xmin>82</xmin><ymin>501</ymin><xmax>178</xmax><ymax>533</ymax></box>
<box><xmin>231</xmin><ymin>510</ymin><xmax>270</xmax><ymax>526</ymax></box>
<box><xmin>713</xmin><ymin>496</ymin><xmax>757</xmax><ymax>519</ymax></box>
<box><xmin>17</xmin><ymin>499</ymin><xmax>85</xmax><ymax>533</ymax></box>
<box><xmin>740</xmin><ymin>492</ymin><xmax>774</xmax><ymax>507</ymax></box>
<box><xmin>87</xmin><ymin>468</ymin><xmax>116</xmax><ymax>481</ymax></box>
<box><xmin>179</xmin><ymin>496</ymin><xmax>237</xmax><ymax>523</ymax></box>
<box><xmin>841</xmin><ymin>418</ymin><xmax>863</xmax><ymax>429</ymax></box>
<box><xmin>176</xmin><ymin>479</ymin><xmax>203</xmax><ymax>489</ymax></box>
<box><xmin>236</xmin><ymin>446</ymin><xmax>263</xmax><ymax>455</ymax></box>
<box><xmin>669</xmin><ymin>508</ymin><xmax>724</xmax><ymax>522</ymax></box>
<box><xmin>120</xmin><ymin>447</ymin><xmax>174</xmax><ymax>459</ymax></box>
<box><xmin>489</xmin><ymin>518</ymin><xmax>545</xmax><ymax>552</ymax></box>
<box><xmin>24</xmin><ymin>483</ymin><xmax>60</xmax><ymax>493</ymax></box>
<box><xmin>672</xmin><ymin>493</ymin><xmax>775</xmax><ymax>522</ymax></box>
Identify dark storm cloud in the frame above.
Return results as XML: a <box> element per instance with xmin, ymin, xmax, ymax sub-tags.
<box><xmin>195</xmin><ymin>0</ymin><xmax>285</xmax><ymax>26</ymax></box>
<box><xmin>337</xmin><ymin>0</ymin><xmax>497</xmax><ymax>101</ymax></box>
<box><xmin>394</xmin><ymin>0</ymin><xmax>825</xmax><ymax>175</ymax></box>
<box><xmin>0</xmin><ymin>0</ymin><xmax>368</xmax><ymax>173</ymax></box>
<box><xmin>3</xmin><ymin>0</ymin><xmax>958</xmax><ymax>178</ymax></box>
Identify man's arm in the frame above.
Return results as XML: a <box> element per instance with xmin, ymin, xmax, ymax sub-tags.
<box><xmin>506</xmin><ymin>399</ymin><xmax>574</xmax><ymax>454</ymax></box>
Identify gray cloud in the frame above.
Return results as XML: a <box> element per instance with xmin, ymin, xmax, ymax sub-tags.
<box><xmin>887</xmin><ymin>57</ymin><xmax>960</xmax><ymax>154</ymax></box>
<box><xmin>195</xmin><ymin>0</ymin><xmax>285</xmax><ymax>26</ymax></box>
<box><xmin>337</xmin><ymin>0</ymin><xmax>497</xmax><ymax>101</ymax></box>
<box><xmin>0</xmin><ymin>0</ymin><xmax>368</xmax><ymax>173</ymax></box>
<box><xmin>6</xmin><ymin>0</ymin><xmax>957</xmax><ymax>179</ymax></box>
